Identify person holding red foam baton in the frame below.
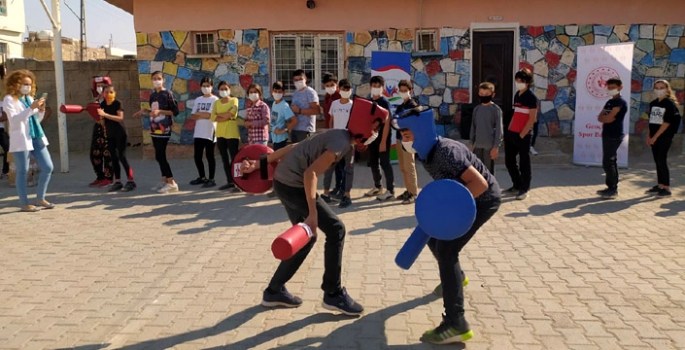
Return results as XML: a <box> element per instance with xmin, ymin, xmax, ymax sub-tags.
<box><xmin>240</xmin><ymin>96</ymin><xmax>388</xmax><ymax>316</ymax></box>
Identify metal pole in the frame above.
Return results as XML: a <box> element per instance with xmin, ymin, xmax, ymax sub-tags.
<box><xmin>80</xmin><ymin>0</ymin><xmax>86</xmax><ymax>61</ymax></box>
<box><xmin>52</xmin><ymin>0</ymin><xmax>69</xmax><ymax>172</ymax></box>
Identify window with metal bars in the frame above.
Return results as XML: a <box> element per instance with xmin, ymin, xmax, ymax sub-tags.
<box><xmin>0</xmin><ymin>0</ymin><xmax>6</xmax><ymax>16</ymax></box>
<box><xmin>271</xmin><ymin>33</ymin><xmax>344</xmax><ymax>95</ymax></box>
<box><xmin>416</xmin><ymin>30</ymin><xmax>438</xmax><ymax>52</ymax></box>
<box><xmin>193</xmin><ymin>32</ymin><xmax>217</xmax><ymax>55</ymax></box>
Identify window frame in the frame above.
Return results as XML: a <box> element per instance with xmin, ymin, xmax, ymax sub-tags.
<box><xmin>0</xmin><ymin>0</ymin><xmax>7</xmax><ymax>16</ymax></box>
<box><xmin>188</xmin><ymin>31</ymin><xmax>219</xmax><ymax>58</ymax></box>
<box><xmin>415</xmin><ymin>29</ymin><xmax>440</xmax><ymax>53</ymax></box>
<box><xmin>270</xmin><ymin>32</ymin><xmax>345</xmax><ymax>96</ymax></box>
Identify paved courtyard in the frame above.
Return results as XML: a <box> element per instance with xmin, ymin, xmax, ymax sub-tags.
<box><xmin>1</xmin><ymin>151</ymin><xmax>685</xmax><ymax>350</ymax></box>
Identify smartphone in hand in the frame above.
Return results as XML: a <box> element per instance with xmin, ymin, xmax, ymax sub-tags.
<box><xmin>40</xmin><ymin>93</ymin><xmax>48</xmax><ymax>100</ymax></box>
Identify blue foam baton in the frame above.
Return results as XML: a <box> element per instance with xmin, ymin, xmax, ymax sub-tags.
<box><xmin>395</xmin><ymin>179</ymin><xmax>477</xmax><ymax>270</ymax></box>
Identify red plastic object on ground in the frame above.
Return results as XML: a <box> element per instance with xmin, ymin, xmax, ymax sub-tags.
<box><xmin>60</xmin><ymin>102</ymin><xmax>101</xmax><ymax>122</ymax></box>
<box><xmin>231</xmin><ymin>144</ymin><xmax>277</xmax><ymax>194</ymax></box>
<box><xmin>271</xmin><ymin>223</ymin><xmax>314</xmax><ymax>260</ymax></box>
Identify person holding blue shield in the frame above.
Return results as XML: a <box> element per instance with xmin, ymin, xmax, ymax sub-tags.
<box><xmin>393</xmin><ymin>106</ymin><xmax>501</xmax><ymax>345</ymax></box>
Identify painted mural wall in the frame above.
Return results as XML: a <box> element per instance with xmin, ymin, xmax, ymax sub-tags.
<box><xmin>136</xmin><ymin>24</ymin><xmax>685</xmax><ymax>145</ymax></box>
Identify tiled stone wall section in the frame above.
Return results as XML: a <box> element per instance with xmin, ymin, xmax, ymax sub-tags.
<box><xmin>136</xmin><ymin>30</ymin><xmax>269</xmax><ymax>144</ymax></box>
<box><xmin>346</xmin><ymin>28</ymin><xmax>471</xmax><ymax>138</ymax></box>
<box><xmin>520</xmin><ymin>24</ymin><xmax>685</xmax><ymax>136</ymax></box>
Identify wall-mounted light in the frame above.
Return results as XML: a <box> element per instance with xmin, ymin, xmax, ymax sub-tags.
<box><xmin>307</xmin><ymin>0</ymin><xmax>316</xmax><ymax>9</ymax></box>
<box><xmin>488</xmin><ymin>16</ymin><xmax>503</xmax><ymax>21</ymax></box>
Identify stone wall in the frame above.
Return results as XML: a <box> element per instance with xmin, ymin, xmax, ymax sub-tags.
<box><xmin>136</xmin><ymin>24</ymin><xmax>684</xmax><ymax>146</ymax></box>
<box><xmin>23</xmin><ymin>41</ymin><xmax>107</xmax><ymax>62</ymax></box>
<box><xmin>135</xmin><ymin>30</ymin><xmax>269</xmax><ymax>145</ymax></box>
<box><xmin>519</xmin><ymin>24</ymin><xmax>685</xmax><ymax>137</ymax></box>
<box><xmin>4</xmin><ymin>59</ymin><xmax>141</xmax><ymax>152</ymax></box>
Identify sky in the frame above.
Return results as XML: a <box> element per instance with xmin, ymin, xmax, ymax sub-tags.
<box><xmin>24</xmin><ymin>0</ymin><xmax>136</xmax><ymax>52</ymax></box>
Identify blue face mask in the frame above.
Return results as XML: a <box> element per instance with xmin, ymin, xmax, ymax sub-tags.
<box><xmin>394</xmin><ymin>106</ymin><xmax>438</xmax><ymax>160</ymax></box>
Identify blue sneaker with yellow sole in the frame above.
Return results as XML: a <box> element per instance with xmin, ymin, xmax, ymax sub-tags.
<box><xmin>421</xmin><ymin>315</ymin><xmax>473</xmax><ymax>345</ymax></box>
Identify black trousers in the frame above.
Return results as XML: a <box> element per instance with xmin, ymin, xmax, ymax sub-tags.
<box><xmin>152</xmin><ymin>137</ymin><xmax>173</xmax><ymax>178</ymax></box>
<box><xmin>269</xmin><ymin>180</ymin><xmax>345</xmax><ymax>294</ymax></box>
<box><xmin>602</xmin><ymin>136</ymin><xmax>623</xmax><ymax>190</ymax></box>
<box><xmin>291</xmin><ymin>130</ymin><xmax>310</xmax><ymax>143</ymax></box>
<box><xmin>90</xmin><ymin>123</ymin><xmax>112</xmax><ymax>180</ymax></box>
<box><xmin>107</xmin><ymin>133</ymin><xmax>133</xmax><ymax>181</ymax></box>
<box><xmin>651</xmin><ymin>136</ymin><xmax>672</xmax><ymax>187</ymax></box>
<box><xmin>427</xmin><ymin>199</ymin><xmax>500</xmax><ymax>324</ymax></box>
<box><xmin>368</xmin><ymin>133</ymin><xmax>394</xmax><ymax>192</ymax></box>
<box><xmin>531</xmin><ymin>122</ymin><xmax>539</xmax><ymax>147</ymax></box>
<box><xmin>194</xmin><ymin>138</ymin><xmax>216</xmax><ymax>180</ymax></box>
<box><xmin>217</xmin><ymin>137</ymin><xmax>239</xmax><ymax>184</ymax></box>
<box><xmin>0</xmin><ymin>129</ymin><xmax>9</xmax><ymax>174</ymax></box>
<box><xmin>504</xmin><ymin>130</ymin><xmax>532</xmax><ymax>191</ymax></box>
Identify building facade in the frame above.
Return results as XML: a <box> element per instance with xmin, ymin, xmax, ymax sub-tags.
<box><xmin>0</xmin><ymin>0</ymin><xmax>25</xmax><ymax>58</ymax></box>
<box><xmin>108</xmin><ymin>0</ymin><xmax>685</xmax><ymax>145</ymax></box>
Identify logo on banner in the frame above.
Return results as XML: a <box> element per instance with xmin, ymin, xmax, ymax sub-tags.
<box><xmin>585</xmin><ymin>66</ymin><xmax>620</xmax><ymax>99</ymax></box>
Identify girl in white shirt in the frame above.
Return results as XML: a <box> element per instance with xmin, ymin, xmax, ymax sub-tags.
<box><xmin>2</xmin><ymin>70</ymin><xmax>55</xmax><ymax>212</ymax></box>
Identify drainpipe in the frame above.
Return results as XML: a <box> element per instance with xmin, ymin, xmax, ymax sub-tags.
<box><xmin>417</xmin><ymin>0</ymin><xmax>422</xmax><ymax>51</ymax></box>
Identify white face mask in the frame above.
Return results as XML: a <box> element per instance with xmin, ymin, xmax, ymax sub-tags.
<box><xmin>96</xmin><ymin>86</ymin><xmax>104</xmax><ymax>94</ymax></box>
<box><xmin>399</xmin><ymin>91</ymin><xmax>410</xmax><ymax>100</ymax></box>
<box><xmin>20</xmin><ymin>85</ymin><xmax>32</xmax><ymax>95</ymax></box>
<box><xmin>363</xmin><ymin>132</ymin><xmax>379</xmax><ymax>146</ymax></box>
<box><xmin>152</xmin><ymin>80</ymin><xmax>163</xmax><ymax>88</ymax></box>
<box><xmin>607</xmin><ymin>89</ymin><xmax>619</xmax><ymax>97</ymax></box>
<box><xmin>272</xmin><ymin>93</ymin><xmax>283</xmax><ymax>101</ymax></box>
<box><xmin>325</xmin><ymin>86</ymin><xmax>337</xmax><ymax>95</ymax></box>
<box><xmin>339</xmin><ymin>90</ymin><xmax>352</xmax><ymax>99</ymax></box>
<box><xmin>201</xmin><ymin>86</ymin><xmax>213</xmax><ymax>95</ymax></box>
<box><xmin>402</xmin><ymin>141</ymin><xmax>417</xmax><ymax>154</ymax></box>
<box><xmin>249</xmin><ymin>93</ymin><xmax>260</xmax><ymax>102</ymax></box>
<box><xmin>294</xmin><ymin>80</ymin><xmax>306</xmax><ymax>90</ymax></box>
<box><xmin>371</xmin><ymin>87</ymin><xmax>383</xmax><ymax>97</ymax></box>
<box><xmin>515</xmin><ymin>82</ymin><xmax>527</xmax><ymax>91</ymax></box>
<box><xmin>654</xmin><ymin>89</ymin><xmax>666</xmax><ymax>98</ymax></box>
<box><xmin>219</xmin><ymin>90</ymin><xmax>230</xmax><ymax>98</ymax></box>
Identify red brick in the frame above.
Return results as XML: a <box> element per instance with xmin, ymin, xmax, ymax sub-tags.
<box><xmin>545</xmin><ymin>51</ymin><xmax>561</xmax><ymax>69</ymax></box>
<box><xmin>547</xmin><ymin>85</ymin><xmax>559</xmax><ymax>101</ymax></box>
<box><xmin>453</xmin><ymin>89</ymin><xmax>470</xmax><ymax>103</ymax></box>
<box><xmin>528</xmin><ymin>26</ymin><xmax>545</xmax><ymax>38</ymax></box>
<box><xmin>189</xmin><ymin>79</ymin><xmax>202</xmax><ymax>93</ymax></box>
<box><xmin>449</xmin><ymin>50</ymin><xmax>464</xmax><ymax>61</ymax></box>
<box><xmin>240</xmin><ymin>75</ymin><xmax>254</xmax><ymax>91</ymax></box>
<box><xmin>425</xmin><ymin>60</ymin><xmax>441</xmax><ymax>76</ymax></box>
<box><xmin>140</xmin><ymin>90</ymin><xmax>151</xmax><ymax>101</ymax></box>
<box><xmin>519</xmin><ymin>61</ymin><xmax>534</xmax><ymax>73</ymax></box>
<box><xmin>567</xmin><ymin>69</ymin><xmax>577</xmax><ymax>83</ymax></box>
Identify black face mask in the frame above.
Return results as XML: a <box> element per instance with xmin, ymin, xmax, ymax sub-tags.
<box><xmin>479</xmin><ymin>95</ymin><xmax>493</xmax><ymax>104</ymax></box>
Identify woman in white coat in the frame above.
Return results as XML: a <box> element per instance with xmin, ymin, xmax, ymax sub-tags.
<box><xmin>3</xmin><ymin>69</ymin><xmax>54</xmax><ymax>212</ymax></box>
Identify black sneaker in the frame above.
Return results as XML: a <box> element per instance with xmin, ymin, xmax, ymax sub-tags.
<box><xmin>601</xmin><ymin>190</ymin><xmax>618</xmax><ymax>200</ymax></box>
<box><xmin>331</xmin><ymin>189</ymin><xmax>344</xmax><ymax>201</ymax></box>
<box><xmin>219</xmin><ymin>183</ymin><xmax>236</xmax><ymax>191</ymax></box>
<box><xmin>121</xmin><ymin>181</ymin><xmax>137</xmax><ymax>192</ymax></box>
<box><xmin>108</xmin><ymin>182</ymin><xmax>124</xmax><ymax>192</ymax></box>
<box><xmin>321</xmin><ymin>194</ymin><xmax>333</xmax><ymax>203</ymax></box>
<box><xmin>515</xmin><ymin>190</ymin><xmax>528</xmax><ymax>200</ymax></box>
<box><xmin>657</xmin><ymin>188</ymin><xmax>672</xmax><ymax>197</ymax></box>
<box><xmin>339</xmin><ymin>196</ymin><xmax>352</xmax><ymax>208</ymax></box>
<box><xmin>596</xmin><ymin>188</ymin><xmax>611</xmax><ymax>195</ymax></box>
<box><xmin>267</xmin><ymin>191</ymin><xmax>277</xmax><ymax>198</ymax></box>
<box><xmin>190</xmin><ymin>177</ymin><xmax>206</xmax><ymax>185</ymax></box>
<box><xmin>421</xmin><ymin>314</ymin><xmax>473</xmax><ymax>345</ymax></box>
<box><xmin>202</xmin><ymin>179</ymin><xmax>216</xmax><ymax>188</ymax></box>
<box><xmin>502</xmin><ymin>187</ymin><xmax>519</xmax><ymax>194</ymax></box>
<box><xmin>322</xmin><ymin>287</ymin><xmax>364</xmax><ymax>316</ymax></box>
<box><xmin>396</xmin><ymin>190</ymin><xmax>410</xmax><ymax>200</ymax></box>
<box><xmin>646</xmin><ymin>185</ymin><xmax>661</xmax><ymax>194</ymax></box>
<box><xmin>402</xmin><ymin>193</ymin><xmax>416</xmax><ymax>205</ymax></box>
<box><xmin>261</xmin><ymin>287</ymin><xmax>303</xmax><ymax>308</ymax></box>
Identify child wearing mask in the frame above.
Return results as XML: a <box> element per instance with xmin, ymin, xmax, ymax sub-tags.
<box><xmin>189</xmin><ymin>77</ymin><xmax>219</xmax><ymax>188</ymax></box>
<box><xmin>393</xmin><ymin>79</ymin><xmax>419</xmax><ymax>204</ymax></box>
<box><xmin>133</xmin><ymin>70</ymin><xmax>179</xmax><ymax>194</ymax></box>
<box><xmin>244</xmin><ymin>84</ymin><xmax>270</xmax><ymax>146</ymax></box>
<box><xmin>364</xmin><ymin>76</ymin><xmax>396</xmax><ymax>202</ymax></box>
<box><xmin>321</xmin><ymin>79</ymin><xmax>355</xmax><ymax>208</ymax></box>
<box><xmin>504</xmin><ymin>68</ymin><xmax>537</xmax><ymax>200</ymax></box>
<box><xmin>211</xmin><ymin>81</ymin><xmax>241</xmax><ymax>192</ymax></box>
<box><xmin>97</xmin><ymin>84</ymin><xmax>136</xmax><ymax>192</ymax></box>
<box><xmin>595</xmin><ymin>78</ymin><xmax>628</xmax><ymax>200</ymax></box>
<box><xmin>88</xmin><ymin>76</ymin><xmax>113</xmax><ymax>187</ymax></box>
<box><xmin>646</xmin><ymin>80</ymin><xmax>682</xmax><ymax>197</ymax></box>
<box><xmin>470</xmin><ymin>82</ymin><xmax>503</xmax><ymax>174</ymax></box>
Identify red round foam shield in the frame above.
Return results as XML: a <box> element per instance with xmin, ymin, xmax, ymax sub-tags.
<box><xmin>231</xmin><ymin>144</ymin><xmax>277</xmax><ymax>194</ymax></box>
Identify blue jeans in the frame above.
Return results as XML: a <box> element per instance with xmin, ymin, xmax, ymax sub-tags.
<box><xmin>13</xmin><ymin>138</ymin><xmax>54</xmax><ymax>206</ymax></box>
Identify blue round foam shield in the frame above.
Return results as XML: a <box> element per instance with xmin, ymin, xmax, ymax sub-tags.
<box><xmin>415</xmin><ymin>179</ymin><xmax>477</xmax><ymax>240</ymax></box>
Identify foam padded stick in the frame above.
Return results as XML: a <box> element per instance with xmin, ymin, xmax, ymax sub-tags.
<box><xmin>395</xmin><ymin>179</ymin><xmax>477</xmax><ymax>270</ymax></box>
<box><xmin>415</xmin><ymin>179</ymin><xmax>477</xmax><ymax>240</ymax></box>
<box><xmin>395</xmin><ymin>226</ymin><xmax>431</xmax><ymax>270</ymax></box>
<box><xmin>231</xmin><ymin>144</ymin><xmax>277</xmax><ymax>194</ymax></box>
<box><xmin>272</xmin><ymin>223</ymin><xmax>314</xmax><ymax>260</ymax></box>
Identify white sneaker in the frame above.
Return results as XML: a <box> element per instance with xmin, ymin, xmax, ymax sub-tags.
<box><xmin>168</xmin><ymin>183</ymin><xmax>179</xmax><ymax>192</ymax></box>
<box><xmin>364</xmin><ymin>187</ymin><xmax>383</xmax><ymax>197</ymax></box>
<box><xmin>151</xmin><ymin>182</ymin><xmax>165</xmax><ymax>191</ymax></box>
<box><xmin>530</xmin><ymin>146</ymin><xmax>538</xmax><ymax>155</ymax></box>
<box><xmin>377</xmin><ymin>191</ymin><xmax>394</xmax><ymax>201</ymax></box>
<box><xmin>157</xmin><ymin>183</ymin><xmax>174</xmax><ymax>193</ymax></box>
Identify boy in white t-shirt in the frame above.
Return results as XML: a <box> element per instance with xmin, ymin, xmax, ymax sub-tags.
<box><xmin>189</xmin><ymin>77</ymin><xmax>219</xmax><ymax>188</ymax></box>
<box><xmin>321</xmin><ymin>79</ymin><xmax>355</xmax><ymax>208</ymax></box>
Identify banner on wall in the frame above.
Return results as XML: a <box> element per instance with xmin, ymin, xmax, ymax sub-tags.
<box><xmin>371</xmin><ymin>51</ymin><xmax>412</xmax><ymax>162</ymax></box>
<box><xmin>573</xmin><ymin>43</ymin><xmax>634</xmax><ymax>167</ymax></box>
